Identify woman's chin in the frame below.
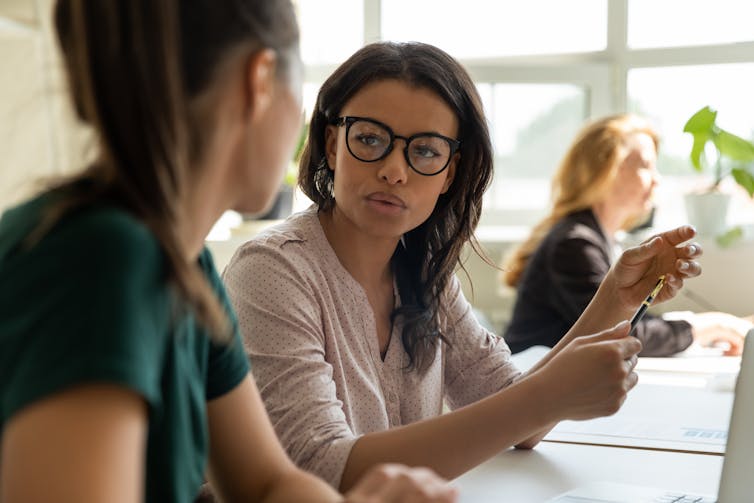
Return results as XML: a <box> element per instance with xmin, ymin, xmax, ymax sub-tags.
<box><xmin>232</xmin><ymin>188</ymin><xmax>280</xmax><ymax>216</ymax></box>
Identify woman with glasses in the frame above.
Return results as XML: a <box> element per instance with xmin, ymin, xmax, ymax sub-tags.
<box><xmin>0</xmin><ymin>2</ymin><xmax>457</xmax><ymax>501</ymax></box>
<box><xmin>223</xmin><ymin>41</ymin><xmax>702</xmax><ymax>490</ymax></box>
<box><xmin>502</xmin><ymin>114</ymin><xmax>751</xmax><ymax>357</ymax></box>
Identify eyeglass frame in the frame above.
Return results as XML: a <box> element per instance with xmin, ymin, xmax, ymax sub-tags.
<box><xmin>331</xmin><ymin>116</ymin><xmax>461</xmax><ymax>176</ymax></box>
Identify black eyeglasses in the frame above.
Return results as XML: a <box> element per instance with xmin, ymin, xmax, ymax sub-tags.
<box><xmin>332</xmin><ymin>116</ymin><xmax>460</xmax><ymax>176</ymax></box>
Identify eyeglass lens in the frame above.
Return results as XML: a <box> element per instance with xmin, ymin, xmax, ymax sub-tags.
<box><xmin>346</xmin><ymin>119</ymin><xmax>452</xmax><ymax>175</ymax></box>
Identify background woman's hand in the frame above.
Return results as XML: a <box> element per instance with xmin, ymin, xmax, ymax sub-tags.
<box><xmin>343</xmin><ymin>464</ymin><xmax>458</xmax><ymax>503</ymax></box>
<box><xmin>691</xmin><ymin>311</ymin><xmax>753</xmax><ymax>356</ymax></box>
<box><xmin>611</xmin><ymin>225</ymin><xmax>702</xmax><ymax>311</ymax></box>
<box><xmin>536</xmin><ymin>321</ymin><xmax>642</xmax><ymax>421</ymax></box>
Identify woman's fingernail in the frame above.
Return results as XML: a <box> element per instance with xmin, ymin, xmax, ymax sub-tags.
<box><xmin>679</xmin><ymin>261</ymin><xmax>689</xmax><ymax>271</ymax></box>
<box><xmin>688</xmin><ymin>245</ymin><xmax>696</xmax><ymax>254</ymax></box>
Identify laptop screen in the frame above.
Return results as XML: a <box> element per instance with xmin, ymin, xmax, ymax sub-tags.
<box><xmin>718</xmin><ymin>329</ymin><xmax>754</xmax><ymax>502</ymax></box>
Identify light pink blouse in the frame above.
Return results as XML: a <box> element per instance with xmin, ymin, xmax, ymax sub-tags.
<box><xmin>222</xmin><ymin>207</ymin><xmax>521</xmax><ymax>488</ymax></box>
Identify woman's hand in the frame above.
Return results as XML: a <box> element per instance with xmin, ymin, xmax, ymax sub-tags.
<box><xmin>691</xmin><ymin>311</ymin><xmax>753</xmax><ymax>356</ymax></box>
<box><xmin>551</xmin><ymin>226</ymin><xmax>701</xmax><ymax>358</ymax></box>
<box><xmin>535</xmin><ymin>321</ymin><xmax>642</xmax><ymax>421</ymax></box>
<box><xmin>610</xmin><ymin>226</ymin><xmax>702</xmax><ymax>311</ymax></box>
<box><xmin>343</xmin><ymin>464</ymin><xmax>458</xmax><ymax>503</ymax></box>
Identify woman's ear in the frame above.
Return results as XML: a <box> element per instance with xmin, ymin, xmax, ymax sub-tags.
<box><xmin>324</xmin><ymin>124</ymin><xmax>338</xmax><ymax>171</ymax></box>
<box><xmin>440</xmin><ymin>152</ymin><xmax>459</xmax><ymax>193</ymax></box>
<box><xmin>244</xmin><ymin>48</ymin><xmax>277</xmax><ymax>120</ymax></box>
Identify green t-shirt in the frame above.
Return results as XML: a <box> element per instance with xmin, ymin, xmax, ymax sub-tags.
<box><xmin>0</xmin><ymin>194</ymin><xmax>250</xmax><ymax>503</ymax></box>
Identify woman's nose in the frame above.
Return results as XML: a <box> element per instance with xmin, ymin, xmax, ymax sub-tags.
<box><xmin>376</xmin><ymin>142</ymin><xmax>409</xmax><ymax>184</ymax></box>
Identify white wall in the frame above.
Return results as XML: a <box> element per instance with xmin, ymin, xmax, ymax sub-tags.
<box><xmin>0</xmin><ymin>0</ymin><xmax>88</xmax><ymax>214</ymax></box>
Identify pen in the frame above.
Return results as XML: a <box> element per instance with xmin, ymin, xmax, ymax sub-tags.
<box><xmin>629</xmin><ymin>275</ymin><xmax>666</xmax><ymax>336</ymax></box>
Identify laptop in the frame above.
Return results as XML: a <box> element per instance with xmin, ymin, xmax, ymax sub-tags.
<box><xmin>548</xmin><ymin>330</ymin><xmax>754</xmax><ymax>503</ymax></box>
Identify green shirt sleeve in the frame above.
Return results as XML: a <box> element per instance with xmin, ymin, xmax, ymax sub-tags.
<box><xmin>199</xmin><ymin>248</ymin><xmax>251</xmax><ymax>401</ymax></box>
<box><xmin>0</xmin><ymin>208</ymin><xmax>171</xmax><ymax>422</ymax></box>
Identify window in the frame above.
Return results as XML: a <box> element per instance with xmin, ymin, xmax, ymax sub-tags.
<box><xmin>381</xmin><ymin>0</ymin><xmax>606</xmax><ymax>58</ymax></box>
<box><xmin>628</xmin><ymin>64</ymin><xmax>754</xmax><ymax>166</ymax></box>
<box><xmin>296</xmin><ymin>0</ymin><xmax>364</xmax><ymax>65</ymax></box>
<box><xmin>479</xmin><ymin>83</ymin><xmax>587</xmax><ymax>226</ymax></box>
<box><xmin>294</xmin><ymin>1</ymin><xmax>754</xmax><ymax>229</ymax></box>
<box><xmin>628</xmin><ymin>63</ymin><xmax>754</xmax><ymax>229</ymax></box>
<box><xmin>302</xmin><ymin>82</ymin><xmax>321</xmax><ymax>119</ymax></box>
<box><xmin>629</xmin><ymin>0</ymin><xmax>754</xmax><ymax>48</ymax></box>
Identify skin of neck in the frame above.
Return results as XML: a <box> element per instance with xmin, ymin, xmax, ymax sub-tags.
<box><xmin>590</xmin><ymin>200</ymin><xmax>627</xmax><ymax>238</ymax></box>
<box><xmin>319</xmin><ymin>207</ymin><xmax>398</xmax><ymax>289</ymax></box>
<box><xmin>179</xmin><ymin>147</ymin><xmax>237</xmax><ymax>261</ymax></box>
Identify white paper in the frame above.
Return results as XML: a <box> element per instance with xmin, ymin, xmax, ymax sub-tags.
<box><xmin>544</xmin><ymin>384</ymin><xmax>733</xmax><ymax>454</ymax></box>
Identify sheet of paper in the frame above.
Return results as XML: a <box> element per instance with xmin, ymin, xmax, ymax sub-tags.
<box><xmin>635</xmin><ymin>354</ymin><xmax>741</xmax><ymax>375</ymax></box>
<box><xmin>636</xmin><ymin>352</ymin><xmax>741</xmax><ymax>389</ymax></box>
<box><xmin>544</xmin><ymin>384</ymin><xmax>733</xmax><ymax>454</ymax></box>
<box><xmin>511</xmin><ymin>346</ymin><xmax>741</xmax><ymax>378</ymax></box>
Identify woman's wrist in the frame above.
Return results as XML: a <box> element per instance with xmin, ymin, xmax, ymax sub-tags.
<box><xmin>587</xmin><ymin>272</ymin><xmax>634</xmax><ymax>326</ymax></box>
<box><xmin>513</xmin><ymin>368</ymin><xmax>563</xmax><ymax>426</ymax></box>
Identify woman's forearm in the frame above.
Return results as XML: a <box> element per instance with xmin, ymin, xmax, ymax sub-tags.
<box><xmin>339</xmin><ymin>374</ymin><xmax>555</xmax><ymax>491</ymax></box>
<box><xmin>340</xmin><ymin>317</ymin><xmax>641</xmax><ymax>492</ymax></box>
<box><xmin>564</xmin><ymin>273</ymin><xmax>634</xmax><ymax>341</ymax></box>
<box><xmin>514</xmin><ymin>420</ymin><xmax>559</xmax><ymax>449</ymax></box>
<box><xmin>260</xmin><ymin>467</ymin><xmax>341</xmax><ymax>503</ymax></box>
<box><xmin>525</xmin><ymin>276</ymin><xmax>629</xmax><ymax>376</ymax></box>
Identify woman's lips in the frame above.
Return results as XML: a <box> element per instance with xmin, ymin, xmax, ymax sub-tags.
<box><xmin>366</xmin><ymin>192</ymin><xmax>407</xmax><ymax>215</ymax></box>
<box><xmin>368</xmin><ymin>192</ymin><xmax>406</xmax><ymax>207</ymax></box>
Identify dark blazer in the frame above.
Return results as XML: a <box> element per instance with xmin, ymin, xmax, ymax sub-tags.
<box><xmin>504</xmin><ymin>209</ymin><xmax>693</xmax><ymax>357</ymax></box>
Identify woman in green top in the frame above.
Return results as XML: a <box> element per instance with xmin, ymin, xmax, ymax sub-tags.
<box><xmin>0</xmin><ymin>1</ymin><xmax>456</xmax><ymax>502</ymax></box>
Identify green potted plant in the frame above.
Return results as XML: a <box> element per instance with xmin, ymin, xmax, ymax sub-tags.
<box><xmin>682</xmin><ymin>106</ymin><xmax>754</xmax><ymax>236</ymax></box>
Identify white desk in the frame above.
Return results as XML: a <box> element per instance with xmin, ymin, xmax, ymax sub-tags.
<box><xmin>455</xmin><ymin>441</ymin><xmax>722</xmax><ymax>503</ymax></box>
<box><xmin>513</xmin><ymin>346</ymin><xmax>737</xmax><ymax>454</ymax></box>
<box><xmin>452</xmin><ymin>348</ymin><xmax>736</xmax><ymax>502</ymax></box>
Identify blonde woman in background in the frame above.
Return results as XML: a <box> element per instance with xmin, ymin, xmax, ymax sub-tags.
<box><xmin>503</xmin><ymin>114</ymin><xmax>751</xmax><ymax>356</ymax></box>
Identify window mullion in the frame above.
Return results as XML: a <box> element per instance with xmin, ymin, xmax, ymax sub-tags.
<box><xmin>607</xmin><ymin>0</ymin><xmax>629</xmax><ymax>112</ymax></box>
<box><xmin>364</xmin><ymin>0</ymin><xmax>381</xmax><ymax>44</ymax></box>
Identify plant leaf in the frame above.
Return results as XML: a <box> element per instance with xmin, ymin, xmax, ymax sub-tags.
<box><xmin>683</xmin><ymin>106</ymin><xmax>716</xmax><ymax>133</ymax></box>
<box><xmin>715</xmin><ymin>130</ymin><xmax>754</xmax><ymax>162</ymax></box>
<box><xmin>688</xmin><ymin>132</ymin><xmax>708</xmax><ymax>172</ymax></box>
<box><xmin>732</xmin><ymin>167</ymin><xmax>754</xmax><ymax>197</ymax></box>
<box><xmin>683</xmin><ymin>106</ymin><xmax>717</xmax><ymax>172</ymax></box>
<box><xmin>716</xmin><ymin>226</ymin><xmax>743</xmax><ymax>248</ymax></box>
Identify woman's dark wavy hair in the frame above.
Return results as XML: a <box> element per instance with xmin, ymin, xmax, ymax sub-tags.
<box><xmin>49</xmin><ymin>0</ymin><xmax>299</xmax><ymax>338</ymax></box>
<box><xmin>299</xmin><ymin>41</ymin><xmax>494</xmax><ymax>372</ymax></box>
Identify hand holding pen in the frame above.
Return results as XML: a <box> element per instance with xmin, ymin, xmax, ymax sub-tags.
<box><xmin>610</xmin><ymin>225</ymin><xmax>702</xmax><ymax>313</ymax></box>
<box><xmin>629</xmin><ymin>275</ymin><xmax>665</xmax><ymax>336</ymax></box>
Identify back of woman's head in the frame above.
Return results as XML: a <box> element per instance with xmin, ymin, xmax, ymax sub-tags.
<box><xmin>300</xmin><ymin>41</ymin><xmax>494</xmax><ymax>371</ymax></box>
<box><xmin>503</xmin><ymin>113</ymin><xmax>658</xmax><ymax>287</ymax></box>
<box><xmin>52</xmin><ymin>0</ymin><xmax>299</xmax><ymax>336</ymax></box>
